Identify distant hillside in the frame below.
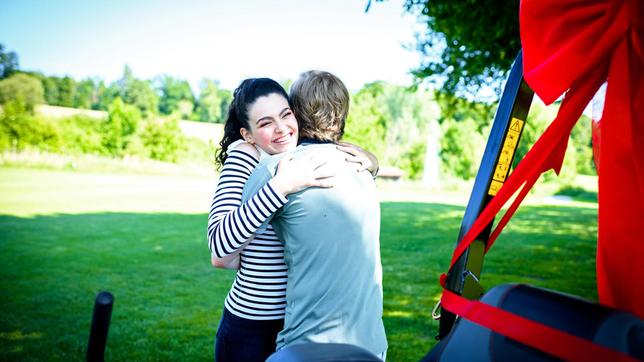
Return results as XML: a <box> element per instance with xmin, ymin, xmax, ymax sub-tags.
<box><xmin>36</xmin><ymin>105</ymin><xmax>223</xmax><ymax>144</ymax></box>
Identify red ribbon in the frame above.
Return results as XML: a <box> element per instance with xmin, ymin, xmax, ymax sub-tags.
<box><xmin>440</xmin><ymin>290</ymin><xmax>639</xmax><ymax>362</ymax></box>
<box><xmin>438</xmin><ymin>0</ymin><xmax>643</xmax><ymax>359</ymax></box>
<box><xmin>444</xmin><ymin>0</ymin><xmax>644</xmax><ymax>318</ymax></box>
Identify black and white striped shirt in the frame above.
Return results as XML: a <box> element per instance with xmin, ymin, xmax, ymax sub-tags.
<box><xmin>207</xmin><ymin>147</ymin><xmax>288</xmax><ymax>320</ymax></box>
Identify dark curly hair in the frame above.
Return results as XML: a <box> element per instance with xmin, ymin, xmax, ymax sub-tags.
<box><xmin>215</xmin><ymin>78</ymin><xmax>289</xmax><ymax>168</ymax></box>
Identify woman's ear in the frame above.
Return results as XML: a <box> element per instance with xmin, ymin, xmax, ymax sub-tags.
<box><xmin>240</xmin><ymin>128</ymin><xmax>254</xmax><ymax>145</ymax></box>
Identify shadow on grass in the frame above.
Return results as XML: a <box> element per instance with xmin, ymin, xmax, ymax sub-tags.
<box><xmin>378</xmin><ymin>201</ymin><xmax>598</xmax><ymax>361</ymax></box>
<box><xmin>555</xmin><ymin>185</ymin><xmax>598</xmax><ymax>202</ymax></box>
<box><xmin>0</xmin><ymin>212</ymin><xmax>229</xmax><ymax>362</ymax></box>
<box><xmin>0</xmin><ymin>201</ymin><xmax>598</xmax><ymax>361</ymax></box>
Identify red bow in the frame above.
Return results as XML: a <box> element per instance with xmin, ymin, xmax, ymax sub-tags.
<box><xmin>438</xmin><ymin>2</ymin><xmax>642</xmax><ymax>359</ymax></box>
<box><xmin>444</xmin><ymin>0</ymin><xmax>643</xmax><ymax>321</ymax></box>
<box><xmin>522</xmin><ymin>0</ymin><xmax>644</xmax><ymax>318</ymax></box>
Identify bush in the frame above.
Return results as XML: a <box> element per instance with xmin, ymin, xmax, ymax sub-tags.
<box><xmin>0</xmin><ymin>100</ymin><xmax>62</xmax><ymax>152</ymax></box>
<box><xmin>0</xmin><ymin>73</ymin><xmax>44</xmax><ymax>113</ymax></box>
<box><xmin>0</xmin><ymin>97</ymin><xmax>195</xmax><ymax>164</ymax></box>
<box><xmin>58</xmin><ymin>115</ymin><xmax>105</xmax><ymax>155</ymax></box>
<box><xmin>139</xmin><ymin>116</ymin><xmax>186</xmax><ymax>162</ymax></box>
<box><xmin>102</xmin><ymin>98</ymin><xmax>141</xmax><ymax>156</ymax></box>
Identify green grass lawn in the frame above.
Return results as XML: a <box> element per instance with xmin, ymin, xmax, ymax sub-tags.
<box><xmin>0</xmin><ymin>167</ymin><xmax>598</xmax><ymax>361</ymax></box>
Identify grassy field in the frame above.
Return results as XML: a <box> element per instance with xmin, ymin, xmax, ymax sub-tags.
<box><xmin>0</xmin><ymin>166</ymin><xmax>598</xmax><ymax>361</ymax></box>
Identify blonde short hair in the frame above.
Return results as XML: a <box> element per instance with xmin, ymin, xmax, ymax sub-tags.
<box><xmin>289</xmin><ymin>70</ymin><xmax>349</xmax><ymax>142</ymax></box>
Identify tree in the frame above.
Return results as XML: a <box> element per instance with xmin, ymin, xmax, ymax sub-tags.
<box><xmin>370</xmin><ymin>0</ymin><xmax>520</xmax><ymax>101</ymax></box>
<box><xmin>57</xmin><ymin>76</ymin><xmax>76</xmax><ymax>107</ymax></box>
<box><xmin>344</xmin><ymin>83</ymin><xmax>388</xmax><ymax>161</ymax></box>
<box><xmin>0</xmin><ymin>44</ymin><xmax>19</xmax><ymax>79</ymax></box>
<box><xmin>0</xmin><ymin>73</ymin><xmax>45</xmax><ymax>113</ymax></box>
<box><xmin>344</xmin><ymin>82</ymin><xmax>440</xmax><ymax>179</ymax></box>
<box><xmin>117</xmin><ymin>66</ymin><xmax>159</xmax><ymax>118</ymax></box>
<box><xmin>73</xmin><ymin>78</ymin><xmax>97</xmax><ymax>109</ymax></box>
<box><xmin>95</xmin><ymin>80</ymin><xmax>120</xmax><ymax>111</ymax></box>
<box><xmin>194</xmin><ymin>79</ymin><xmax>231</xmax><ymax>123</ymax></box>
<box><xmin>42</xmin><ymin>76</ymin><xmax>61</xmax><ymax>105</ymax></box>
<box><xmin>218</xmin><ymin>89</ymin><xmax>232</xmax><ymax>123</ymax></box>
<box><xmin>156</xmin><ymin>75</ymin><xmax>195</xmax><ymax>117</ymax></box>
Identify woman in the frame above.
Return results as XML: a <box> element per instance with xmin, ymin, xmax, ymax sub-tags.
<box><xmin>207</xmin><ymin>78</ymin><xmax>377</xmax><ymax>361</ymax></box>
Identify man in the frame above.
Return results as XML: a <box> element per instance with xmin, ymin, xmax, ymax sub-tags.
<box><xmin>241</xmin><ymin>70</ymin><xmax>387</xmax><ymax>359</ymax></box>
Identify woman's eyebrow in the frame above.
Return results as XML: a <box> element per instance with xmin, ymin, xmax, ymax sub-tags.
<box><xmin>256</xmin><ymin>115</ymin><xmax>274</xmax><ymax>124</ymax></box>
<box><xmin>279</xmin><ymin>107</ymin><xmax>291</xmax><ymax>116</ymax></box>
<box><xmin>256</xmin><ymin>108</ymin><xmax>290</xmax><ymax>124</ymax></box>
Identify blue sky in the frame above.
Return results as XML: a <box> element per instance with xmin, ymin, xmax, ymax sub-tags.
<box><xmin>1</xmin><ymin>0</ymin><xmax>422</xmax><ymax>92</ymax></box>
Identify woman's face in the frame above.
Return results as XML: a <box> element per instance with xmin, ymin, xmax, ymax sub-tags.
<box><xmin>242</xmin><ymin>93</ymin><xmax>298</xmax><ymax>155</ymax></box>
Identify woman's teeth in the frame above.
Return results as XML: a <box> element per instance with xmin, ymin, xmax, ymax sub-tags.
<box><xmin>273</xmin><ymin>134</ymin><xmax>291</xmax><ymax>144</ymax></box>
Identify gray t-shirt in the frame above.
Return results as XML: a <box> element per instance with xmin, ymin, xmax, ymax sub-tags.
<box><xmin>241</xmin><ymin>143</ymin><xmax>388</xmax><ymax>356</ymax></box>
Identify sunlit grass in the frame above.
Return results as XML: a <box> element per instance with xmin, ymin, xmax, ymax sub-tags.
<box><xmin>0</xmin><ymin>166</ymin><xmax>597</xmax><ymax>361</ymax></box>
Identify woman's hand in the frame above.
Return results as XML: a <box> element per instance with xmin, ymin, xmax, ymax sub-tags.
<box><xmin>270</xmin><ymin>154</ymin><xmax>335</xmax><ymax>196</ymax></box>
<box><xmin>337</xmin><ymin>142</ymin><xmax>379</xmax><ymax>178</ymax></box>
<box><xmin>211</xmin><ymin>254</ymin><xmax>240</xmax><ymax>270</ymax></box>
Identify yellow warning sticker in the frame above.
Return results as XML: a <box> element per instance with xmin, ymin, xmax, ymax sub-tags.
<box><xmin>489</xmin><ymin>180</ymin><xmax>504</xmax><ymax>196</ymax></box>
<box><xmin>488</xmin><ymin>118</ymin><xmax>524</xmax><ymax>196</ymax></box>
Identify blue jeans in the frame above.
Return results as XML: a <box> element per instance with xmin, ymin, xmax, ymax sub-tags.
<box><xmin>214</xmin><ymin>308</ymin><xmax>284</xmax><ymax>362</ymax></box>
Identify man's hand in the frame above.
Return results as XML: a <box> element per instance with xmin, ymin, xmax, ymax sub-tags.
<box><xmin>270</xmin><ymin>154</ymin><xmax>335</xmax><ymax>196</ymax></box>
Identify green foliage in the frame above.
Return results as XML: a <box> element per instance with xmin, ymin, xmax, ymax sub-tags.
<box><xmin>73</xmin><ymin>78</ymin><xmax>97</xmax><ymax>109</ymax></box>
<box><xmin>30</xmin><ymin>74</ymin><xmax>80</xmax><ymax>108</ymax></box>
<box><xmin>139</xmin><ymin>116</ymin><xmax>187</xmax><ymax>162</ymax></box>
<box><xmin>0</xmin><ymin>100</ymin><xmax>61</xmax><ymax>152</ymax></box>
<box><xmin>513</xmin><ymin>102</ymin><xmax>552</xmax><ymax>170</ymax></box>
<box><xmin>570</xmin><ymin>115</ymin><xmax>595</xmax><ymax>175</ymax></box>
<box><xmin>118</xmin><ymin>66</ymin><xmax>159</xmax><ymax>118</ymax></box>
<box><xmin>0</xmin><ymin>39</ymin><xmax>594</xmax><ymax>182</ymax></box>
<box><xmin>157</xmin><ymin>75</ymin><xmax>195</xmax><ymax>116</ymax></box>
<box><xmin>398</xmin><ymin>140</ymin><xmax>427</xmax><ymax>180</ymax></box>
<box><xmin>33</xmin><ymin>66</ymin><xmax>160</xmax><ymax>117</ymax></box>
<box><xmin>344</xmin><ymin>83</ymin><xmax>388</xmax><ymax>160</ymax></box>
<box><xmin>179</xmin><ymin>137</ymin><xmax>216</xmax><ymax>165</ymax></box>
<box><xmin>0</xmin><ymin>73</ymin><xmax>45</xmax><ymax>112</ymax></box>
<box><xmin>57</xmin><ymin>76</ymin><xmax>76</xmax><ymax>107</ymax></box>
<box><xmin>513</xmin><ymin>101</ymin><xmax>586</xmax><ymax>183</ymax></box>
<box><xmin>345</xmin><ymin>82</ymin><xmax>439</xmax><ymax>180</ymax></box>
<box><xmin>0</xmin><ymin>43</ymin><xmax>19</xmax><ymax>79</ymax></box>
<box><xmin>57</xmin><ymin>115</ymin><xmax>105</xmax><ymax>154</ymax></box>
<box><xmin>381</xmin><ymin>0</ymin><xmax>520</xmax><ymax>100</ymax></box>
<box><xmin>41</xmin><ymin>75</ymin><xmax>60</xmax><ymax>105</ymax></box>
<box><xmin>95</xmin><ymin>81</ymin><xmax>120</xmax><ymax>111</ymax></box>
<box><xmin>439</xmin><ymin>118</ymin><xmax>486</xmax><ymax>179</ymax></box>
<box><xmin>102</xmin><ymin>98</ymin><xmax>142</xmax><ymax>156</ymax></box>
<box><xmin>0</xmin><ymin>98</ymin><xmax>198</xmax><ymax>164</ymax></box>
<box><xmin>0</xmin><ymin>101</ymin><xmax>108</xmax><ymax>156</ymax></box>
<box><xmin>434</xmin><ymin>91</ymin><xmax>494</xmax><ymax>129</ymax></box>
<box><xmin>194</xmin><ymin>79</ymin><xmax>231</xmax><ymax>123</ymax></box>
<box><xmin>555</xmin><ymin>185</ymin><xmax>598</xmax><ymax>203</ymax></box>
